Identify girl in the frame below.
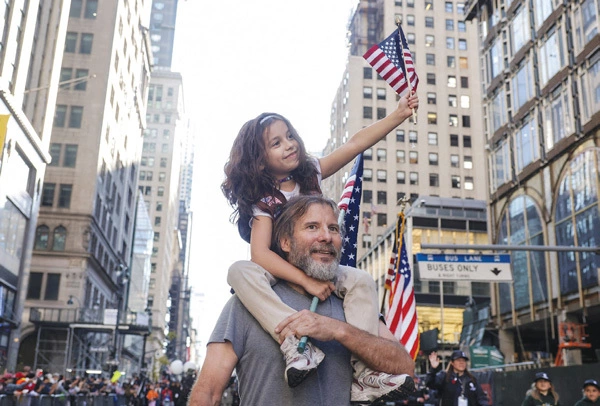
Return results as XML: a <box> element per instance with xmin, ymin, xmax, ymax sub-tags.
<box><xmin>521</xmin><ymin>372</ymin><xmax>560</xmax><ymax>406</ymax></box>
<box><xmin>425</xmin><ymin>350</ymin><xmax>490</xmax><ymax>406</ymax></box>
<box><xmin>221</xmin><ymin>93</ymin><xmax>418</xmax><ymax>404</ymax></box>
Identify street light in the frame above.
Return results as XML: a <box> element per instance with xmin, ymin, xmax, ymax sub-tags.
<box><xmin>109</xmin><ymin>263</ymin><xmax>130</xmax><ymax>371</ymax></box>
<box><xmin>67</xmin><ymin>295</ymin><xmax>81</xmax><ymax>306</ymax></box>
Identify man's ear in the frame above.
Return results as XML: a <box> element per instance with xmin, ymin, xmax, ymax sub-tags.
<box><xmin>280</xmin><ymin>237</ymin><xmax>291</xmax><ymax>254</ymax></box>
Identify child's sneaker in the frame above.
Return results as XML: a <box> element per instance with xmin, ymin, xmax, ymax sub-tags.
<box><xmin>350</xmin><ymin>369</ymin><xmax>415</xmax><ymax>405</ymax></box>
<box><xmin>280</xmin><ymin>335</ymin><xmax>325</xmax><ymax>388</ymax></box>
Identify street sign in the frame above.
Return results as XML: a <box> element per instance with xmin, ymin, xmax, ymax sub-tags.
<box><xmin>416</xmin><ymin>253</ymin><xmax>513</xmax><ymax>282</ymax></box>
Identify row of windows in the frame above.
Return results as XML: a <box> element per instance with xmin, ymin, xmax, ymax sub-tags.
<box><xmin>139</xmin><ymin>170</ymin><xmax>168</xmax><ymax>182</ymax></box>
<box><xmin>141</xmin><ymin>156</ymin><xmax>168</xmax><ymax>167</ymax></box>
<box><xmin>394</xmin><ymin>130</ymin><xmax>472</xmax><ymax>148</ymax></box>
<box><xmin>142</xmin><ymin>142</ymin><xmax>171</xmax><ymax>154</ymax></box>
<box><xmin>41</xmin><ymin>183</ymin><xmax>72</xmax><ymax>208</ymax></box>
<box><xmin>396</xmin><ymin>0</ymin><xmax>465</xmax><ymax>12</ymax></box>
<box><xmin>362</xmin><ymin>170</ymin><xmax>474</xmax><ymax>189</ymax></box>
<box><xmin>364</xmin><ymin>69</ymin><xmax>471</xmax><ymax>90</ymax></box>
<box><xmin>420</xmin><ymin>36</ymin><xmax>468</xmax><ymax>50</ymax></box>
<box><xmin>69</xmin><ymin>0</ymin><xmax>98</xmax><ymax>19</ymax></box>
<box><xmin>48</xmin><ymin>143</ymin><xmax>78</xmax><ymax>168</ymax></box>
<box><xmin>365</xmin><ymin>148</ymin><xmax>473</xmax><ymax>167</ymax></box>
<box><xmin>27</xmin><ymin>273</ymin><xmax>61</xmax><ymax>301</ymax></box>
<box><xmin>65</xmin><ymin>32</ymin><xmax>93</xmax><ymax>54</ymax></box>
<box><xmin>59</xmin><ymin>68</ymin><xmax>89</xmax><ymax>91</ymax></box>
<box><xmin>425</xmin><ymin>54</ymin><xmax>469</xmax><ymax>69</ymax></box>
<box><xmin>426</xmin><ymin>93</ymin><xmax>470</xmax><ymax>108</ymax></box>
<box><xmin>139</xmin><ymin>185</ymin><xmax>166</xmax><ymax>197</ymax></box>
<box><xmin>145</xmin><ymin>113</ymin><xmax>173</xmax><ymax>124</ymax></box>
<box><xmin>144</xmin><ymin>128</ymin><xmax>171</xmax><ymax>139</ymax></box>
<box><xmin>54</xmin><ymin>105</ymin><xmax>83</xmax><ymax>128</ymax></box>
<box><xmin>34</xmin><ymin>226</ymin><xmax>67</xmax><ymax>251</ymax></box>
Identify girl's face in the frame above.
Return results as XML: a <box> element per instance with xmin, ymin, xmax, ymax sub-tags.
<box><xmin>535</xmin><ymin>379</ymin><xmax>551</xmax><ymax>393</ymax></box>
<box><xmin>262</xmin><ymin>120</ymin><xmax>300</xmax><ymax>179</ymax></box>
<box><xmin>584</xmin><ymin>386</ymin><xmax>600</xmax><ymax>402</ymax></box>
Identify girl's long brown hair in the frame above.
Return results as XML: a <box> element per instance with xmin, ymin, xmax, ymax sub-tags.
<box><xmin>221</xmin><ymin>112</ymin><xmax>321</xmax><ymax>224</ymax></box>
<box><xmin>528</xmin><ymin>381</ymin><xmax>560</xmax><ymax>403</ymax></box>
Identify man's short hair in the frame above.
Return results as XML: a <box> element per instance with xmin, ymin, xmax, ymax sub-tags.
<box><xmin>272</xmin><ymin>195</ymin><xmax>342</xmax><ymax>258</ymax></box>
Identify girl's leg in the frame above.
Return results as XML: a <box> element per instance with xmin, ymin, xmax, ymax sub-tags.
<box><xmin>335</xmin><ymin>265</ymin><xmax>379</xmax><ymax>335</ymax></box>
<box><xmin>227</xmin><ymin>260</ymin><xmax>294</xmax><ymax>341</ymax></box>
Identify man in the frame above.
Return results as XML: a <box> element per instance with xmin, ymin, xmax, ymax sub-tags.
<box><xmin>189</xmin><ymin>195</ymin><xmax>415</xmax><ymax>405</ymax></box>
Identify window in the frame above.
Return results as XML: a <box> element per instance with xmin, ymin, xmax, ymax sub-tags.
<box><xmin>396</xmin><ymin>150</ymin><xmax>406</xmax><ymax>163</ymax></box>
<box><xmin>363</xmin><ymin>169</ymin><xmax>373</xmax><ymax>182</ymax></box>
<box><xmin>427</xmin><ymin>112</ymin><xmax>437</xmax><ymax>125</ymax></box>
<box><xmin>363</xmin><ymin>190</ymin><xmax>373</xmax><ymax>203</ymax></box>
<box><xmin>425</xmin><ymin>35</ymin><xmax>435</xmax><ymax>47</ymax></box>
<box><xmin>362</xmin><ymin>234</ymin><xmax>372</xmax><ymax>249</ymax></box>
<box><xmin>363</xmin><ymin>67</ymin><xmax>373</xmax><ymax>79</ymax></box>
<box><xmin>449</xmin><ymin>114</ymin><xmax>458</xmax><ymax>127</ymax></box>
<box><xmin>427</xmin><ymin>92</ymin><xmax>436</xmax><ymax>104</ymax></box>
<box><xmin>451</xmin><ymin>154</ymin><xmax>459</xmax><ymax>167</ymax></box>
<box><xmin>35</xmin><ymin>226</ymin><xmax>50</xmax><ymax>250</ymax></box>
<box><xmin>397</xmin><ymin>171</ymin><xmax>406</xmax><ymax>184</ymax></box>
<box><xmin>544</xmin><ymin>84</ymin><xmax>572</xmax><ymax>149</ymax></box>
<box><xmin>52</xmin><ymin>227</ymin><xmax>67</xmax><ymax>251</ymax></box>
<box><xmin>70</xmin><ymin>0</ymin><xmax>83</xmax><ymax>17</ymax></box>
<box><xmin>377</xmin><ymin>149</ymin><xmax>387</xmax><ymax>162</ymax></box>
<box><xmin>58</xmin><ymin>184</ymin><xmax>73</xmax><ymax>208</ymax></box>
<box><xmin>65</xmin><ymin>32</ymin><xmax>77</xmax><ymax>52</ymax></box>
<box><xmin>447</xmin><ymin>56</ymin><xmax>456</xmax><ymax>68</ymax></box>
<box><xmin>464</xmin><ymin>156</ymin><xmax>473</xmax><ymax>169</ymax></box>
<box><xmin>407</xmin><ymin>15</ymin><xmax>415</xmax><ymax>25</ymax></box>
<box><xmin>410</xmin><ymin>172</ymin><xmax>419</xmax><ymax>185</ymax></box>
<box><xmin>363</xmin><ymin>107</ymin><xmax>373</xmax><ymax>119</ymax></box>
<box><xmin>459</xmin><ymin>57</ymin><xmax>469</xmax><ymax>69</ymax></box>
<box><xmin>463</xmin><ymin>135</ymin><xmax>472</xmax><ymax>148</ymax></box>
<box><xmin>489</xmin><ymin>39</ymin><xmax>503</xmax><ymax>80</ymax></box>
<box><xmin>377</xmin><ymin>108</ymin><xmax>386</xmax><ymax>119</ymax></box>
<box><xmin>74</xmin><ymin>69</ymin><xmax>89</xmax><ymax>90</ymax></box>
<box><xmin>364</xmin><ymin>148</ymin><xmax>373</xmax><ymax>161</ymax></box>
<box><xmin>363</xmin><ymin>87</ymin><xmax>373</xmax><ymax>99</ymax></box>
<box><xmin>59</xmin><ymin>68</ymin><xmax>73</xmax><ymax>89</ymax></box>
<box><xmin>464</xmin><ymin>177</ymin><xmax>474</xmax><ymax>190</ymax></box>
<box><xmin>155</xmin><ymin>217</ymin><xmax>161</xmax><ymax>226</ymax></box>
<box><xmin>27</xmin><ymin>273</ymin><xmax>43</xmax><ymax>299</ymax></box>
<box><xmin>376</xmin><ymin>213</ymin><xmax>387</xmax><ymax>227</ymax></box>
<box><xmin>41</xmin><ymin>183</ymin><xmax>56</xmax><ymax>207</ymax></box>
<box><xmin>451</xmin><ymin>175</ymin><xmax>461</xmax><ymax>188</ymax></box>
<box><xmin>80</xmin><ymin>33</ymin><xmax>93</xmax><ymax>54</ymax></box>
<box><xmin>427</xmin><ymin>73</ymin><xmax>436</xmax><ymax>85</ymax></box>
<box><xmin>448</xmin><ymin>95</ymin><xmax>457</xmax><ymax>107</ymax></box>
<box><xmin>84</xmin><ymin>0</ymin><xmax>98</xmax><ymax>19</ymax></box>
<box><xmin>54</xmin><ymin>105</ymin><xmax>67</xmax><ymax>127</ymax></box>
<box><xmin>409</xmin><ymin>151</ymin><xmax>418</xmax><ymax>164</ymax></box>
<box><xmin>63</xmin><ymin>144</ymin><xmax>78</xmax><ymax>167</ymax></box>
<box><xmin>409</xmin><ymin>131</ymin><xmax>418</xmax><ymax>144</ymax></box>
<box><xmin>429</xmin><ymin>153</ymin><xmax>439</xmax><ymax>165</ymax></box>
<box><xmin>448</xmin><ymin>76</ymin><xmax>457</xmax><ymax>87</ymax></box>
<box><xmin>377</xmin><ymin>88</ymin><xmax>386</xmax><ymax>100</ymax></box>
<box><xmin>396</xmin><ymin>130</ymin><xmax>405</xmax><ymax>142</ymax></box>
<box><xmin>429</xmin><ymin>173</ymin><xmax>439</xmax><ymax>187</ymax></box>
<box><xmin>159</xmin><ymin>172</ymin><xmax>166</xmax><ymax>182</ymax></box>
<box><xmin>445</xmin><ymin>2</ymin><xmax>453</xmax><ymax>12</ymax></box>
<box><xmin>407</xmin><ymin>33</ymin><xmax>416</xmax><ymax>44</ymax></box>
<box><xmin>460</xmin><ymin>95</ymin><xmax>470</xmax><ymax>108</ymax></box>
<box><xmin>462</xmin><ymin>115</ymin><xmax>471</xmax><ymax>127</ymax></box>
<box><xmin>407</xmin><ymin>0</ymin><xmax>414</xmax><ymax>6</ymax></box>
<box><xmin>425</xmin><ymin>0</ymin><xmax>433</xmax><ymax>10</ymax></box>
<box><xmin>49</xmin><ymin>144</ymin><xmax>61</xmax><ymax>166</ymax></box>
<box><xmin>514</xmin><ymin>115</ymin><xmax>539</xmax><ymax>172</ymax></box>
<box><xmin>69</xmin><ymin>106</ymin><xmax>83</xmax><ymax>128</ymax></box>
<box><xmin>511</xmin><ymin>5</ymin><xmax>530</xmax><ymax>53</ymax></box>
<box><xmin>377</xmin><ymin>170</ymin><xmax>387</xmax><ymax>183</ymax></box>
<box><xmin>446</xmin><ymin>37</ymin><xmax>455</xmax><ymax>49</ymax></box>
<box><xmin>377</xmin><ymin>191</ymin><xmax>387</xmax><ymax>205</ymax></box>
<box><xmin>450</xmin><ymin>134</ymin><xmax>459</xmax><ymax>147</ymax></box>
<box><xmin>157</xmin><ymin>186</ymin><xmax>165</xmax><ymax>196</ymax></box>
<box><xmin>426</xmin><ymin>54</ymin><xmax>435</xmax><ymax>65</ymax></box>
<box><xmin>458</xmin><ymin>39</ymin><xmax>467</xmax><ymax>50</ymax></box>
<box><xmin>461</xmin><ymin>76</ymin><xmax>469</xmax><ymax>88</ymax></box>
<box><xmin>513</xmin><ymin>60</ymin><xmax>534</xmax><ymax>111</ymax></box>
<box><xmin>425</xmin><ymin>16</ymin><xmax>434</xmax><ymax>28</ymax></box>
<box><xmin>458</xmin><ymin>21</ymin><xmax>466</xmax><ymax>32</ymax></box>
<box><xmin>156</xmin><ymin>201</ymin><xmax>163</xmax><ymax>212</ymax></box>
<box><xmin>160</xmin><ymin>158</ymin><xmax>167</xmax><ymax>167</ymax></box>
<box><xmin>428</xmin><ymin>132</ymin><xmax>438</xmax><ymax>145</ymax></box>
<box><xmin>446</xmin><ymin>19</ymin><xmax>454</xmax><ymax>30</ymax></box>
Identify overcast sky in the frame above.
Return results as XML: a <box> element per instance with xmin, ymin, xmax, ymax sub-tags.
<box><xmin>172</xmin><ymin>0</ymin><xmax>358</xmax><ymax>364</ymax></box>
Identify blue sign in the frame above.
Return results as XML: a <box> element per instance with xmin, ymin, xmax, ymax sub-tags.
<box><xmin>416</xmin><ymin>253</ymin><xmax>513</xmax><ymax>282</ymax></box>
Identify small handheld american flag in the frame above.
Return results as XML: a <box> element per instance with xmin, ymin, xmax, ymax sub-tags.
<box><xmin>338</xmin><ymin>154</ymin><xmax>363</xmax><ymax>267</ymax></box>
<box><xmin>363</xmin><ymin>25</ymin><xmax>419</xmax><ymax>97</ymax></box>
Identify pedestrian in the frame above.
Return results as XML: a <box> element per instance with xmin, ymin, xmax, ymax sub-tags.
<box><xmin>574</xmin><ymin>379</ymin><xmax>600</xmax><ymax>405</ymax></box>
<box><xmin>426</xmin><ymin>350</ymin><xmax>490</xmax><ymax>406</ymax></box>
<box><xmin>521</xmin><ymin>372</ymin><xmax>560</xmax><ymax>406</ymax></box>
<box><xmin>221</xmin><ymin>93</ymin><xmax>418</xmax><ymax>403</ymax></box>
<box><xmin>189</xmin><ymin>195</ymin><xmax>416</xmax><ymax>405</ymax></box>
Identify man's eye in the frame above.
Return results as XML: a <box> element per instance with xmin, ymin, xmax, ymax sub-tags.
<box><xmin>329</xmin><ymin>227</ymin><xmax>340</xmax><ymax>233</ymax></box>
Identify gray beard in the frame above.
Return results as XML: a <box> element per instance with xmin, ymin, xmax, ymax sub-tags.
<box><xmin>288</xmin><ymin>241</ymin><xmax>340</xmax><ymax>281</ymax></box>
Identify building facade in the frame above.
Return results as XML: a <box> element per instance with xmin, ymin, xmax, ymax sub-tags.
<box><xmin>465</xmin><ymin>0</ymin><xmax>600</xmax><ymax>364</ymax></box>
<box><xmin>18</xmin><ymin>0</ymin><xmax>153</xmax><ymax>374</ymax></box>
<box><xmin>0</xmin><ymin>0</ymin><xmax>70</xmax><ymax>370</ymax></box>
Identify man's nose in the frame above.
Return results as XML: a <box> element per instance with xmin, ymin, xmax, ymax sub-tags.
<box><xmin>316</xmin><ymin>226</ymin><xmax>333</xmax><ymax>242</ymax></box>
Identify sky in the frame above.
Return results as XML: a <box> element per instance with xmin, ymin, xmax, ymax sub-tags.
<box><xmin>171</xmin><ymin>0</ymin><xmax>358</xmax><ymax>364</ymax></box>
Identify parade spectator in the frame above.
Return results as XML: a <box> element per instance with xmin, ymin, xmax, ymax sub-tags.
<box><xmin>426</xmin><ymin>350</ymin><xmax>490</xmax><ymax>406</ymax></box>
<box><xmin>521</xmin><ymin>372</ymin><xmax>560</xmax><ymax>406</ymax></box>
<box><xmin>146</xmin><ymin>383</ymin><xmax>159</xmax><ymax>406</ymax></box>
<box><xmin>575</xmin><ymin>379</ymin><xmax>600</xmax><ymax>406</ymax></box>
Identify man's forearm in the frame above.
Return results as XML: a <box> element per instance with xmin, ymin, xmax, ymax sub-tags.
<box><xmin>333</xmin><ymin>320</ymin><xmax>414</xmax><ymax>375</ymax></box>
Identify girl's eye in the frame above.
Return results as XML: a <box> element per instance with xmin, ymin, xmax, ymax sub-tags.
<box><xmin>287</xmin><ymin>133</ymin><xmax>294</xmax><ymax>140</ymax></box>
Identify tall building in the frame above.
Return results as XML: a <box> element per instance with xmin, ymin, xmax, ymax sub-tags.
<box><xmin>0</xmin><ymin>0</ymin><xmax>70</xmax><ymax>371</ymax></box>
<box><xmin>465</xmin><ymin>0</ymin><xmax>600</xmax><ymax>364</ymax></box>
<box><xmin>323</xmin><ymin>0</ymin><xmax>486</xmax><ymax>259</ymax></box>
<box><xmin>19</xmin><ymin>0</ymin><xmax>153</xmax><ymax>374</ymax></box>
<box><xmin>149</xmin><ymin>0</ymin><xmax>179</xmax><ymax>68</ymax></box>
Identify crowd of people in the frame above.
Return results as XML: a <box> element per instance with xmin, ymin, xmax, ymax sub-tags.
<box><xmin>0</xmin><ymin>366</ymin><xmax>198</xmax><ymax>406</ymax></box>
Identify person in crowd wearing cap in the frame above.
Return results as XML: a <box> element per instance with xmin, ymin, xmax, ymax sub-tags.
<box><xmin>574</xmin><ymin>379</ymin><xmax>600</xmax><ymax>406</ymax></box>
<box><xmin>521</xmin><ymin>372</ymin><xmax>560</xmax><ymax>406</ymax></box>
<box><xmin>426</xmin><ymin>350</ymin><xmax>490</xmax><ymax>406</ymax></box>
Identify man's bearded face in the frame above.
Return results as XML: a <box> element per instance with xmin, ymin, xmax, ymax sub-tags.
<box><xmin>288</xmin><ymin>238</ymin><xmax>341</xmax><ymax>281</ymax></box>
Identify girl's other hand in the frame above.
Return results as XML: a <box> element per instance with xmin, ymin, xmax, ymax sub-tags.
<box><xmin>429</xmin><ymin>351</ymin><xmax>440</xmax><ymax>369</ymax></box>
<box><xmin>303</xmin><ymin>277</ymin><xmax>335</xmax><ymax>301</ymax></box>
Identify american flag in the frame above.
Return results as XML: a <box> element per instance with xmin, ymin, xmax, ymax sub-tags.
<box><xmin>385</xmin><ymin>213</ymin><xmax>419</xmax><ymax>360</ymax></box>
<box><xmin>363</xmin><ymin>26</ymin><xmax>419</xmax><ymax>97</ymax></box>
<box><xmin>338</xmin><ymin>154</ymin><xmax>363</xmax><ymax>267</ymax></box>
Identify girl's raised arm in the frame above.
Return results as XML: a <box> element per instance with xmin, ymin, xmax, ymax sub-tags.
<box><xmin>319</xmin><ymin>92</ymin><xmax>418</xmax><ymax>179</ymax></box>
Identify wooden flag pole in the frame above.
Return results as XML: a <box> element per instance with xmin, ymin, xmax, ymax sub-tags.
<box><xmin>395</xmin><ymin>17</ymin><xmax>417</xmax><ymax>124</ymax></box>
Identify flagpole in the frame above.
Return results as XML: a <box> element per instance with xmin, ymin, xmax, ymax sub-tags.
<box><xmin>395</xmin><ymin>18</ymin><xmax>417</xmax><ymax>124</ymax></box>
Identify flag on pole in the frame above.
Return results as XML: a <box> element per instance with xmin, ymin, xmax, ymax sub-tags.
<box><xmin>363</xmin><ymin>26</ymin><xmax>419</xmax><ymax>97</ymax></box>
<box><xmin>338</xmin><ymin>153</ymin><xmax>363</xmax><ymax>267</ymax></box>
<box><xmin>385</xmin><ymin>213</ymin><xmax>419</xmax><ymax>359</ymax></box>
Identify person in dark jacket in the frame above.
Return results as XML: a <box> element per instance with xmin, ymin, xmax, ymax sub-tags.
<box><xmin>426</xmin><ymin>350</ymin><xmax>489</xmax><ymax>406</ymax></box>
<box><xmin>521</xmin><ymin>372</ymin><xmax>560</xmax><ymax>406</ymax></box>
<box><xmin>574</xmin><ymin>379</ymin><xmax>600</xmax><ymax>406</ymax></box>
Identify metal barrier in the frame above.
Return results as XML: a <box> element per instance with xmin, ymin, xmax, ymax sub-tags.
<box><xmin>0</xmin><ymin>395</ymin><xmax>127</xmax><ymax>406</ymax></box>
